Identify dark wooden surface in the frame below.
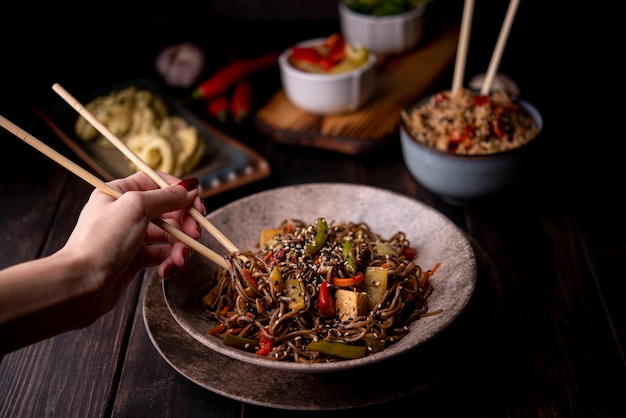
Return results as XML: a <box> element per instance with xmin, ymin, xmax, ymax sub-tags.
<box><xmin>1</xmin><ymin>1</ymin><xmax>624</xmax><ymax>416</ymax></box>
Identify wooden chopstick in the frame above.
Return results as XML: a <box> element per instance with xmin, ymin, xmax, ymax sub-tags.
<box><xmin>451</xmin><ymin>0</ymin><xmax>475</xmax><ymax>95</ymax></box>
<box><xmin>480</xmin><ymin>0</ymin><xmax>520</xmax><ymax>95</ymax></box>
<box><xmin>51</xmin><ymin>83</ymin><xmax>240</xmax><ymax>255</ymax></box>
<box><xmin>0</xmin><ymin>114</ymin><xmax>228</xmax><ymax>269</ymax></box>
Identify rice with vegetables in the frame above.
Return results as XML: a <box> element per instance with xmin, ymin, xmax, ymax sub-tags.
<box><xmin>401</xmin><ymin>87</ymin><xmax>539</xmax><ymax>155</ymax></box>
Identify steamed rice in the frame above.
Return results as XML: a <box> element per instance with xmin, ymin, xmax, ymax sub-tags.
<box><xmin>401</xmin><ymin>88</ymin><xmax>538</xmax><ymax>155</ymax></box>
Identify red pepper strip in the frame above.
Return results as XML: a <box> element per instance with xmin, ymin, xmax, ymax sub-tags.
<box><xmin>491</xmin><ymin>107</ymin><xmax>504</xmax><ymax>138</ymax></box>
<box><xmin>229</xmin><ymin>78</ymin><xmax>253</xmax><ymax>124</ymax></box>
<box><xmin>492</xmin><ymin>119</ymin><xmax>504</xmax><ymax>138</ymax></box>
<box><xmin>206</xmin><ymin>94</ymin><xmax>229</xmax><ymax>123</ymax></box>
<box><xmin>318</xmin><ymin>281</ymin><xmax>336</xmax><ymax>317</ymax></box>
<box><xmin>318</xmin><ymin>55</ymin><xmax>343</xmax><ymax>71</ymax></box>
<box><xmin>243</xmin><ymin>269</ymin><xmax>258</xmax><ymax>288</ymax></box>
<box><xmin>268</xmin><ymin>248</ymin><xmax>286</xmax><ymax>266</ymax></box>
<box><xmin>473</xmin><ymin>95</ymin><xmax>492</xmax><ymax>106</ymax></box>
<box><xmin>256</xmin><ymin>329</ymin><xmax>274</xmax><ymax>356</ymax></box>
<box><xmin>291</xmin><ymin>46</ymin><xmax>322</xmax><ymax>63</ymax></box>
<box><xmin>191</xmin><ymin>51</ymin><xmax>279</xmax><ymax>100</ymax></box>
<box><xmin>419</xmin><ymin>262</ymin><xmax>442</xmax><ymax>287</ymax></box>
<box><xmin>332</xmin><ymin>272</ymin><xmax>365</xmax><ymax>287</ymax></box>
<box><xmin>325</xmin><ymin>33</ymin><xmax>346</xmax><ymax>63</ymax></box>
<box><xmin>277</xmin><ymin>248</ymin><xmax>285</xmax><ymax>260</ymax></box>
<box><xmin>433</xmin><ymin>92</ymin><xmax>449</xmax><ymax>104</ymax></box>
<box><xmin>448</xmin><ymin>124</ymin><xmax>473</xmax><ymax>152</ymax></box>
<box><xmin>401</xmin><ymin>246</ymin><xmax>416</xmax><ymax>260</ymax></box>
<box><xmin>208</xmin><ymin>324</ymin><xmax>227</xmax><ymax>335</ymax></box>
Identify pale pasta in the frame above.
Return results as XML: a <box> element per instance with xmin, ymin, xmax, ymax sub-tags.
<box><xmin>74</xmin><ymin>85</ymin><xmax>204</xmax><ymax>176</ymax></box>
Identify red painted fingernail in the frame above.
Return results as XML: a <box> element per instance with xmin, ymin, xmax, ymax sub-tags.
<box><xmin>163</xmin><ymin>264</ymin><xmax>178</xmax><ymax>279</ymax></box>
<box><xmin>177</xmin><ymin>178</ymin><xmax>199</xmax><ymax>191</ymax></box>
<box><xmin>182</xmin><ymin>248</ymin><xmax>192</xmax><ymax>262</ymax></box>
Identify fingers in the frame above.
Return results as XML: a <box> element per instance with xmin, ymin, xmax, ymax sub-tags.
<box><xmin>141</xmin><ymin>242</ymin><xmax>187</xmax><ymax>279</ymax></box>
<box><xmin>139</xmin><ymin>178</ymin><xmax>199</xmax><ymax>221</ymax></box>
<box><xmin>109</xmin><ymin>171</ymin><xmax>184</xmax><ymax>193</ymax></box>
<box><xmin>108</xmin><ymin>172</ymin><xmax>202</xmax><ymax>216</ymax></box>
<box><xmin>144</xmin><ymin>204</ymin><xmax>200</xmax><ymax>275</ymax></box>
<box><xmin>104</xmin><ymin>171</ymin><xmax>205</xmax><ymax>278</ymax></box>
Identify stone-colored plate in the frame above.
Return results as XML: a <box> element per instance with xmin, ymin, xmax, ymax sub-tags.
<box><xmin>162</xmin><ymin>183</ymin><xmax>477</xmax><ymax>373</ymax></box>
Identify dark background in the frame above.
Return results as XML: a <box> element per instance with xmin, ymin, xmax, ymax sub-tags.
<box><xmin>0</xmin><ymin>0</ymin><xmax>619</xmax><ymax>195</ymax></box>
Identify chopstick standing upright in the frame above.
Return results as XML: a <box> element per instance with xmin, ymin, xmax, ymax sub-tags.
<box><xmin>480</xmin><ymin>0</ymin><xmax>520</xmax><ymax>95</ymax></box>
<box><xmin>51</xmin><ymin>83</ymin><xmax>239</xmax><ymax>255</ymax></box>
<box><xmin>0</xmin><ymin>114</ymin><xmax>228</xmax><ymax>269</ymax></box>
<box><xmin>451</xmin><ymin>0</ymin><xmax>521</xmax><ymax>95</ymax></box>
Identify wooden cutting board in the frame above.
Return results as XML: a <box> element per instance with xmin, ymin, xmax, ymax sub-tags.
<box><xmin>254</xmin><ymin>25</ymin><xmax>459</xmax><ymax>155</ymax></box>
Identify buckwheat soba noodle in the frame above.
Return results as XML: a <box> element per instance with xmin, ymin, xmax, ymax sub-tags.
<box><xmin>198</xmin><ymin>217</ymin><xmax>441</xmax><ymax>363</ymax></box>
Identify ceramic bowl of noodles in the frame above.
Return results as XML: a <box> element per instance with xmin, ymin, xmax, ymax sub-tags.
<box><xmin>162</xmin><ymin>183</ymin><xmax>477</xmax><ymax>373</ymax></box>
<box><xmin>400</xmin><ymin>88</ymin><xmax>543</xmax><ymax>205</ymax></box>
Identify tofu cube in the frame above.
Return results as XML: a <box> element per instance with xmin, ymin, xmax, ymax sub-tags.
<box><xmin>335</xmin><ymin>289</ymin><xmax>368</xmax><ymax>321</ymax></box>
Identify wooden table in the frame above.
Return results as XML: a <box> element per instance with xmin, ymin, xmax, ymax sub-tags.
<box><xmin>1</xmin><ymin>2</ymin><xmax>624</xmax><ymax>416</ymax></box>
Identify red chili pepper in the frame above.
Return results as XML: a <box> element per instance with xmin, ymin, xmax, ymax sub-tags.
<box><xmin>256</xmin><ymin>329</ymin><xmax>274</xmax><ymax>356</ymax></box>
<box><xmin>230</xmin><ymin>78</ymin><xmax>253</xmax><ymax>124</ymax></box>
<box><xmin>191</xmin><ymin>51</ymin><xmax>279</xmax><ymax>100</ymax></box>
<box><xmin>206</xmin><ymin>94</ymin><xmax>229</xmax><ymax>123</ymax></box>
<box><xmin>318</xmin><ymin>281</ymin><xmax>336</xmax><ymax>317</ymax></box>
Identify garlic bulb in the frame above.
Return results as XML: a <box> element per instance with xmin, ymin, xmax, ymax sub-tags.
<box><xmin>468</xmin><ymin>73</ymin><xmax>520</xmax><ymax>96</ymax></box>
<box><xmin>155</xmin><ymin>42</ymin><xmax>206</xmax><ymax>88</ymax></box>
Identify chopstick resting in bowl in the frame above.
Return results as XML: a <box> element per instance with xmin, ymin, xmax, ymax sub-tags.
<box><xmin>480</xmin><ymin>0</ymin><xmax>520</xmax><ymax>95</ymax></box>
<box><xmin>0</xmin><ymin>114</ymin><xmax>228</xmax><ymax>269</ymax></box>
<box><xmin>451</xmin><ymin>0</ymin><xmax>520</xmax><ymax>96</ymax></box>
<box><xmin>51</xmin><ymin>83</ymin><xmax>239</xmax><ymax>255</ymax></box>
<box><xmin>451</xmin><ymin>0</ymin><xmax>475</xmax><ymax>95</ymax></box>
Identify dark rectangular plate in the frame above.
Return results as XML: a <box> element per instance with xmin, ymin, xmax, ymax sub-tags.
<box><xmin>35</xmin><ymin>78</ymin><xmax>270</xmax><ymax>198</ymax></box>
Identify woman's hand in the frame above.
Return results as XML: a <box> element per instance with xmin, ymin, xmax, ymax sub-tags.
<box><xmin>60</xmin><ymin>172</ymin><xmax>205</xmax><ymax>318</ymax></box>
<box><xmin>0</xmin><ymin>171</ymin><xmax>206</xmax><ymax>354</ymax></box>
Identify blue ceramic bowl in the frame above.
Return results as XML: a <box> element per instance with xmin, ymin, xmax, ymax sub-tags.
<box><xmin>399</xmin><ymin>94</ymin><xmax>543</xmax><ymax>204</ymax></box>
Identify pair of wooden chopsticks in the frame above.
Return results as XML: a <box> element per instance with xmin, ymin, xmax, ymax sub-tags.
<box><xmin>451</xmin><ymin>0</ymin><xmax>520</xmax><ymax>95</ymax></box>
<box><xmin>0</xmin><ymin>84</ymin><xmax>239</xmax><ymax>269</ymax></box>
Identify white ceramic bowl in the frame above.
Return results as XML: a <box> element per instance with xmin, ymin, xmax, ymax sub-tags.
<box><xmin>163</xmin><ymin>183</ymin><xmax>477</xmax><ymax>373</ymax></box>
<box><xmin>278</xmin><ymin>38</ymin><xmax>378</xmax><ymax>115</ymax></box>
<box><xmin>400</xmin><ymin>94</ymin><xmax>543</xmax><ymax>204</ymax></box>
<box><xmin>338</xmin><ymin>1</ymin><xmax>427</xmax><ymax>55</ymax></box>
